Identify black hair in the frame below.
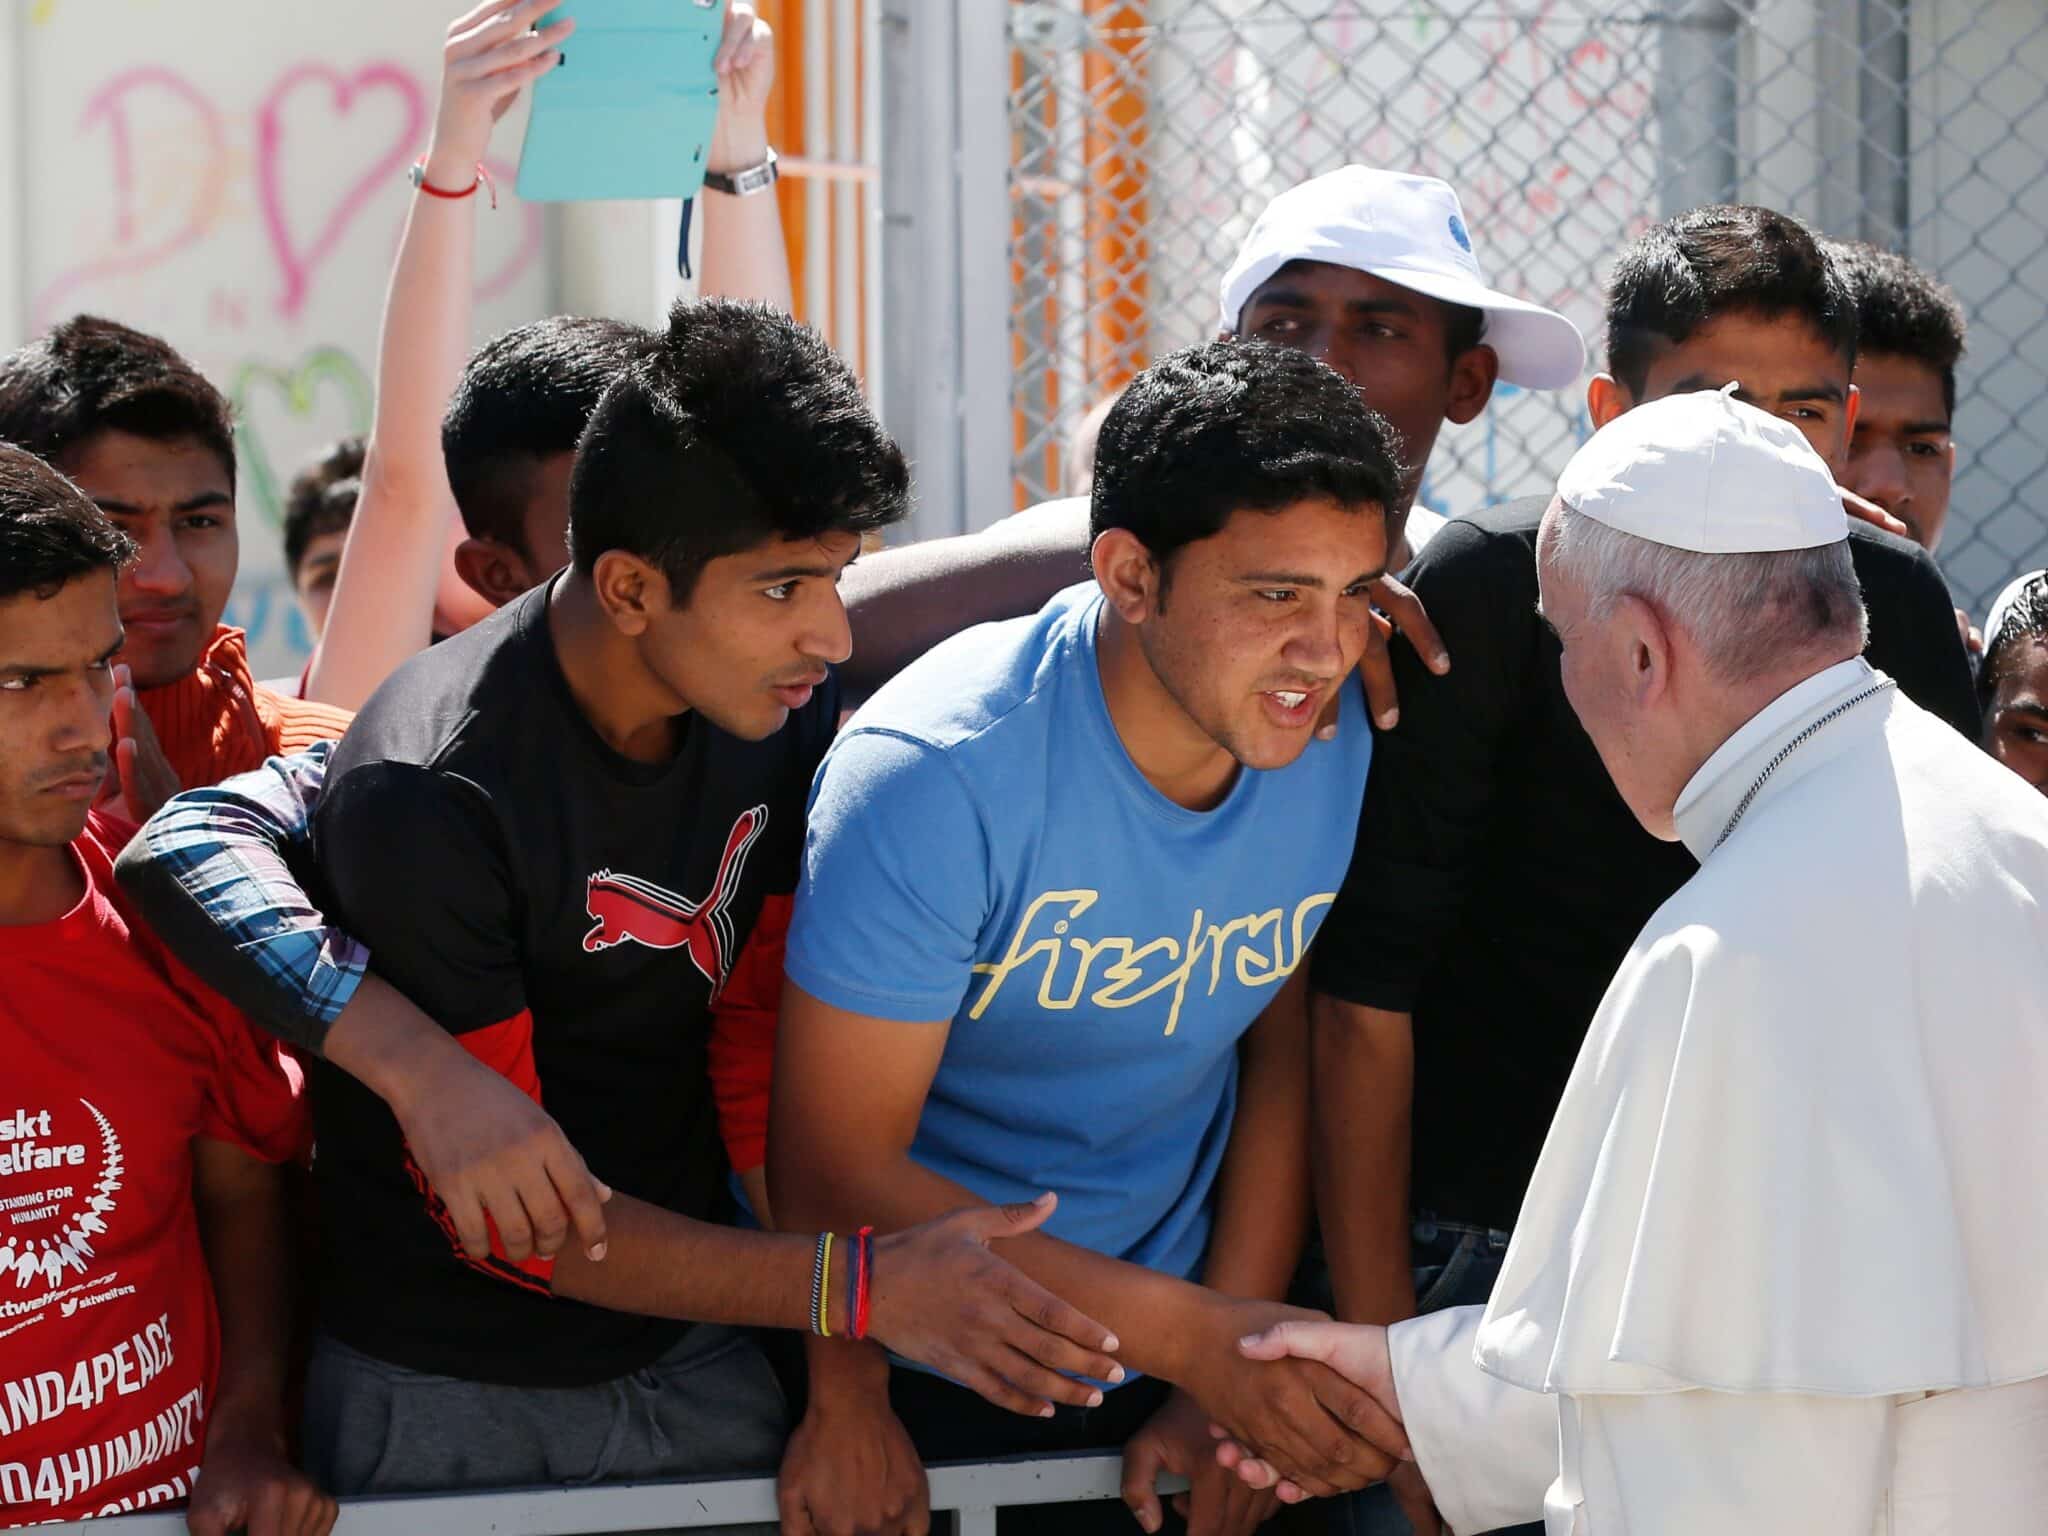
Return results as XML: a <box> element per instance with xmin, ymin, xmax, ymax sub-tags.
<box><xmin>1829</xmin><ymin>240</ymin><xmax>1968</xmax><ymax>418</ymax></box>
<box><xmin>282</xmin><ymin>434</ymin><xmax>365</xmax><ymax>580</ymax></box>
<box><xmin>0</xmin><ymin>315</ymin><xmax>236</xmax><ymax>486</ymax></box>
<box><xmin>1088</xmin><ymin>337</ymin><xmax>1405</xmax><ymax>572</ymax></box>
<box><xmin>0</xmin><ymin>443</ymin><xmax>136</xmax><ymax>603</ymax></box>
<box><xmin>443</xmin><ymin>316</ymin><xmax>655</xmax><ymax>555</ymax></box>
<box><xmin>1605</xmin><ymin>206</ymin><xmax>1858</xmax><ymax>396</ymax></box>
<box><xmin>567</xmin><ymin>300</ymin><xmax>908</xmax><ymax>599</ymax></box>
<box><xmin>1981</xmin><ymin>573</ymin><xmax>2048</xmax><ymax>718</ymax></box>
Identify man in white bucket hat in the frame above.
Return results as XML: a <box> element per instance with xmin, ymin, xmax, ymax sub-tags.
<box><xmin>1218</xmin><ymin>166</ymin><xmax>1584</xmax><ymax>562</ymax></box>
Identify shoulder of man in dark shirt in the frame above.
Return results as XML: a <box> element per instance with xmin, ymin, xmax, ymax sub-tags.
<box><xmin>1843</xmin><ymin>521</ymin><xmax>1979</xmax><ymax>738</ymax></box>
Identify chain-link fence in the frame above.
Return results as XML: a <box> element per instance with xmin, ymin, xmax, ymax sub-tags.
<box><xmin>1004</xmin><ymin>0</ymin><xmax>2048</xmax><ymax>611</ymax></box>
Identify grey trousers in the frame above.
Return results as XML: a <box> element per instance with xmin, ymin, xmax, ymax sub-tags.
<box><xmin>302</xmin><ymin>1325</ymin><xmax>786</xmax><ymax>1535</ymax></box>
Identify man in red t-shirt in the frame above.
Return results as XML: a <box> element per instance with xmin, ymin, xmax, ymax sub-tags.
<box><xmin>0</xmin><ymin>446</ymin><xmax>330</xmax><ymax>1533</ymax></box>
<box><xmin>0</xmin><ymin>317</ymin><xmax>353</xmax><ymax>817</ymax></box>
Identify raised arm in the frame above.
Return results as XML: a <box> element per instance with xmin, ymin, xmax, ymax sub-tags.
<box><xmin>306</xmin><ymin>0</ymin><xmax>568</xmax><ymax>709</ymax></box>
<box><xmin>698</xmin><ymin>4</ymin><xmax>793</xmax><ymax>310</ymax></box>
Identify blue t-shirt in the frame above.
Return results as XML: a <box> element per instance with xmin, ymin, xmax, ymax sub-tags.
<box><xmin>785</xmin><ymin>583</ymin><xmax>1373</xmax><ymax>1286</ymax></box>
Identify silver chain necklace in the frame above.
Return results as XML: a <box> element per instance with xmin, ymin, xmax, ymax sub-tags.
<box><xmin>1713</xmin><ymin>680</ymin><xmax>1896</xmax><ymax>851</ymax></box>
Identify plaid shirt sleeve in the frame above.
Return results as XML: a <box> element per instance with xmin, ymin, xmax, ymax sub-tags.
<box><xmin>114</xmin><ymin>740</ymin><xmax>369</xmax><ymax>1054</ymax></box>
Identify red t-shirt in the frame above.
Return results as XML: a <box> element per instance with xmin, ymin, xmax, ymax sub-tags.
<box><xmin>0</xmin><ymin>814</ymin><xmax>308</xmax><ymax>1526</ymax></box>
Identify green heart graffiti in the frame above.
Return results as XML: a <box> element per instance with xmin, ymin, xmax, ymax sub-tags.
<box><xmin>231</xmin><ymin>347</ymin><xmax>373</xmax><ymax>529</ymax></box>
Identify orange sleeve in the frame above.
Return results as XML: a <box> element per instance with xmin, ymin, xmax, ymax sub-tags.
<box><xmin>258</xmin><ymin>687</ymin><xmax>354</xmax><ymax>756</ymax></box>
<box><xmin>708</xmin><ymin>893</ymin><xmax>790</xmax><ymax>1174</ymax></box>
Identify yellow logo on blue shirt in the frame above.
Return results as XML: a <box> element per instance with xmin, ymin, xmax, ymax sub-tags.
<box><xmin>965</xmin><ymin>888</ymin><xmax>1335</xmax><ymax>1036</ymax></box>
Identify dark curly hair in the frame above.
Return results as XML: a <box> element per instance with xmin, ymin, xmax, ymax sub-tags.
<box><xmin>568</xmin><ymin>300</ymin><xmax>908</xmax><ymax>603</ymax></box>
<box><xmin>1089</xmin><ymin>337</ymin><xmax>1405</xmax><ymax>573</ymax></box>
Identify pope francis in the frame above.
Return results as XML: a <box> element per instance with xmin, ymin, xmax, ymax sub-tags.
<box><xmin>1217</xmin><ymin>386</ymin><xmax>2048</xmax><ymax>1534</ymax></box>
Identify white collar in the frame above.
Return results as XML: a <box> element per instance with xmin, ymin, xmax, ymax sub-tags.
<box><xmin>1670</xmin><ymin>658</ymin><xmax>1882</xmax><ymax>862</ymax></box>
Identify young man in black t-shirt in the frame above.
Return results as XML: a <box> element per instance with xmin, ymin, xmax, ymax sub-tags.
<box><xmin>119</xmin><ymin>301</ymin><xmax>1126</xmax><ymax>1507</ymax></box>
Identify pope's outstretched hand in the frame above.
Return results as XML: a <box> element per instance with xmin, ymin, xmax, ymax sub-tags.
<box><xmin>1210</xmin><ymin>1321</ymin><xmax>1413</xmax><ymax>1506</ymax></box>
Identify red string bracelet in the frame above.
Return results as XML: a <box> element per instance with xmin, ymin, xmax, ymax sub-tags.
<box><xmin>853</xmin><ymin>1224</ymin><xmax>874</xmax><ymax>1341</ymax></box>
<box><xmin>413</xmin><ymin>156</ymin><xmax>498</xmax><ymax>210</ymax></box>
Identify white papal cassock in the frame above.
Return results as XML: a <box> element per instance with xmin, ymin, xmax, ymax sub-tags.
<box><xmin>1387</xmin><ymin>657</ymin><xmax>2048</xmax><ymax>1535</ymax></box>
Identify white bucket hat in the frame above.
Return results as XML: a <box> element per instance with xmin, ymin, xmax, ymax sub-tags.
<box><xmin>1219</xmin><ymin>165</ymin><xmax>1587</xmax><ymax>391</ymax></box>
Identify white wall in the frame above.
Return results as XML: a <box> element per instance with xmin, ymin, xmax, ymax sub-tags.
<box><xmin>3</xmin><ymin>0</ymin><xmax>559</xmax><ymax>676</ymax></box>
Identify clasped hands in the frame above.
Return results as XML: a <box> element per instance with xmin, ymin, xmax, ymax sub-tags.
<box><xmin>1204</xmin><ymin>1319</ymin><xmax>1422</xmax><ymax>1508</ymax></box>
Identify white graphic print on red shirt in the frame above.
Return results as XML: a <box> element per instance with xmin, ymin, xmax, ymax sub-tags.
<box><xmin>0</xmin><ymin>818</ymin><xmax>306</xmax><ymax>1527</ymax></box>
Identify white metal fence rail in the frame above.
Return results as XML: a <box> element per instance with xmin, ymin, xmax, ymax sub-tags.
<box><xmin>40</xmin><ymin>1452</ymin><xmax>1184</xmax><ymax>1536</ymax></box>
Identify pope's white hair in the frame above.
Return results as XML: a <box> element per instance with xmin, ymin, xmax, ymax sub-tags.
<box><xmin>1543</xmin><ymin>502</ymin><xmax>1868</xmax><ymax>682</ymax></box>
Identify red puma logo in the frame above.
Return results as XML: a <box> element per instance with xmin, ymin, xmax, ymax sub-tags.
<box><xmin>582</xmin><ymin>806</ymin><xmax>768</xmax><ymax>992</ymax></box>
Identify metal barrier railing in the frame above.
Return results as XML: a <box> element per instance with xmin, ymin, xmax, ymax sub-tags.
<box><xmin>43</xmin><ymin>1451</ymin><xmax>1186</xmax><ymax>1536</ymax></box>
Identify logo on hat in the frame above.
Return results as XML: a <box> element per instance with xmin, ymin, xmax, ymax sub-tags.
<box><xmin>1447</xmin><ymin>214</ymin><xmax>1472</xmax><ymax>254</ymax></box>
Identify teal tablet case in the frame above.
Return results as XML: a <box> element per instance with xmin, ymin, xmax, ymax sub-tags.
<box><xmin>515</xmin><ymin>0</ymin><xmax>727</xmax><ymax>202</ymax></box>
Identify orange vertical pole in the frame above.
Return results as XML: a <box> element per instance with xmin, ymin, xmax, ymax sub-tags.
<box><xmin>1084</xmin><ymin>1</ymin><xmax>1148</xmax><ymax>398</ymax></box>
<box><xmin>753</xmin><ymin>0</ymin><xmax>810</xmax><ymax>327</ymax></box>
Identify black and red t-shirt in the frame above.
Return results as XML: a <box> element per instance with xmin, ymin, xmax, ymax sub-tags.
<box><xmin>310</xmin><ymin>579</ymin><xmax>828</xmax><ymax>1388</ymax></box>
<box><xmin>0</xmin><ymin>815</ymin><xmax>307</xmax><ymax>1527</ymax></box>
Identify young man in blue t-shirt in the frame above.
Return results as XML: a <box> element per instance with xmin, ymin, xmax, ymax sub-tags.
<box><xmin>771</xmin><ymin>339</ymin><xmax>1409</xmax><ymax>1536</ymax></box>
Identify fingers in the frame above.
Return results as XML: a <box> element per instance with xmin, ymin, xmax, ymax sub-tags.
<box><xmin>1314</xmin><ymin>1370</ymin><xmax>1410</xmax><ymax>1466</ymax></box>
<box><xmin>475</xmin><ymin>1175</ymin><xmax>535</xmax><ymax>1262</ymax></box>
<box><xmin>1235</xmin><ymin>1319</ymin><xmax>1349</xmax><ymax>1366</ymax></box>
<box><xmin>776</xmin><ymin>1484</ymin><xmax>818</xmax><ymax>1536</ymax></box>
<box><xmin>997</xmin><ymin>1278</ymin><xmax>1123</xmax><ymax>1380</ymax></box>
<box><xmin>116</xmin><ymin>737</ymin><xmax>144</xmax><ymax>813</ymax></box>
<box><xmin>450</xmin><ymin>0</ymin><xmax>559</xmax><ymax>58</ymax></box>
<box><xmin>946</xmin><ymin>1356</ymin><xmax>1059</xmax><ymax>1419</ymax></box>
<box><xmin>984</xmin><ymin>1341</ymin><xmax>1105</xmax><ymax>1410</ymax></box>
<box><xmin>1370</xmin><ymin>573</ymin><xmax>1450</xmax><ymax>675</ymax></box>
<box><xmin>447</xmin><ymin>0</ymin><xmax>530</xmax><ymax>43</ymax></box>
<box><xmin>1313</xmin><ymin>684</ymin><xmax>1342</xmax><ymax>743</ymax></box>
<box><xmin>715</xmin><ymin>1</ymin><xmax>757</xmax><ymax>72</ymax></box>
<box><xmin>440</xmin><ymin>1181</ymin><xmax>492</xmax><ymax>1260</ymax></box>
<box><xmin>966</xmin><ymin>1188</ymin><xmax>1057</xmax><ymax>1239</ymax></box>
<box><xmin>1838</xmin><ymin>484</ymin><xmax>1911</xmax><ymax>538</ymax></box>
<box><xmin>1120</xmin><ymin>1436</ymin><xmax>1166</xmax><ymax>1535</ymax></box>
<box><xmin>1357</xmin><ymin>610</ymin><xmax>1401</xmax><ymax>729</ymax></box>
<box><xmin>453</xmin><ymin>16</ymin><xmax>572</xmax><ymax>81</ymax></box>
<box><xmin>244</xmin><ymin>1476</ymin><xmax>288</xmax><ymax>1536</ymax></box>
<box><xmin>184</xmin><ymin>1490</ymin><xmax>233</xmax><ymax>1536</ymax></box>
<box><xmin>547</xmin><ymin>1145</ymin><xmax>611</xmax><ymax>1261</ymax></box>
<box><xmin>300</xmin><ymin>1483</ymin><xmax>340</xmax><ymax>1536</ymax></box>
<box><xmin>1222</xmin><ymin>1451</ymin><xmax>1281</xmax><ymax>1492</ymax></box>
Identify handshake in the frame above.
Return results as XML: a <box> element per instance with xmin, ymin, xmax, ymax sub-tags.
<box><xmin>1197</xmin><ymin>1314</ymin><xmax>1416</xmax><ymax>1505</ymax></box>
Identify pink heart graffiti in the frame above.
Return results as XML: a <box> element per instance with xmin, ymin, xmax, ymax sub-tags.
<box><xmin>256</xmin><ymin>62</ymin><xmax>426</xmax><ymax>319</ymax></box>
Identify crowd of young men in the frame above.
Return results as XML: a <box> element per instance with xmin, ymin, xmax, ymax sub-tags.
<box><xmin>4</xmin><ymin>1</ymin><xmax>2044</xmax><ymax>1533</ymax></box>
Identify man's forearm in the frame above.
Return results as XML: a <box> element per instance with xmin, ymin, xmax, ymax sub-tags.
<box><xmin>1202</xmin><ymin>973</ymin><xmax>1314</xmax><ymax>1302</ymax></box>
<box><xmin>193</xmin><ymin>1143</ymin><xmax>295</xmax><ymax>1437</ymax></box>
<box><xmin>550</xmin><ymin>1192</ymin><xmax>833</xmax><ymax>1331</ymax></box>
<box><xmin>840</xmin><ymin>499</ymin><xmax>1092</xmax><ymax>698</ymax></box>
<box><xmin>1311</xmin><ymin>994</ymin><xmax>1417</xmax><ymax>1324</ymax></box>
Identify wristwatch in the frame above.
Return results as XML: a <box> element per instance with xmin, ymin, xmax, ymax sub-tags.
<box><xmin>702</xmin><ymin>147</ymin><xmax>779</xmax><ymax>197</ymax></box>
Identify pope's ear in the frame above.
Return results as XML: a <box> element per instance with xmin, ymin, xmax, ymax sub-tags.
<box><xmin>1611</xmin><ymin>592</ymin><xmax>1674</xmax><ymax>703</ymax></box>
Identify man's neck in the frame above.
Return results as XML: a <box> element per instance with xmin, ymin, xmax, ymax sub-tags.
<box><xmin>1094</xmin><ymin>607</ymin><xmax>1239</xmax><ymax>811</ymax></box>
<box><xmin>546</xmin><ymin>573</ymin><xmax>687</xmax><ymax>765</ymax></box>
<box><xmin>1675</xmin><ymin>646</ymin><xmax>1867</xmax><ymax>796</ymax></box>
<box><xmin>0</xmin><ymin>838</ymin><xmax>85</xmax><ymax>927</ymax></box>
